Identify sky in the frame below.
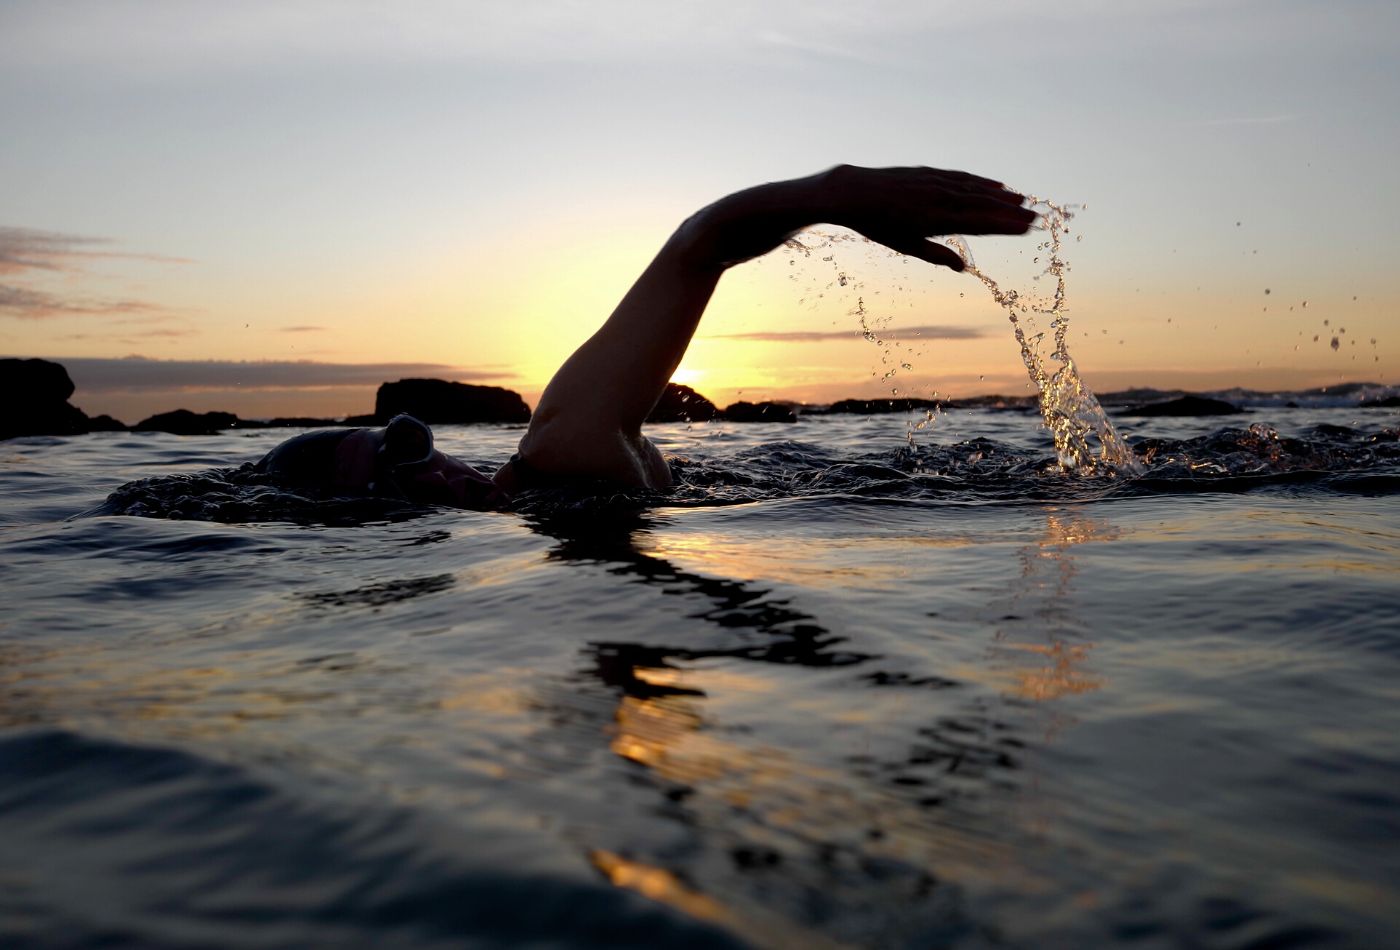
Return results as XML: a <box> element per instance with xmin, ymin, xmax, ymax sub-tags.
<box><xmin>1</xmin><ymin>0</ymin><xmax>1397</xmax><ymax>421</ymax></box>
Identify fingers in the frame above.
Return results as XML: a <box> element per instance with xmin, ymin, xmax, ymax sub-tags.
<box><xmin>955</xmin><ymin>206</ymin><xmax>1039</xmax><ymax>235</ymax></box>
<box><xmin>884</xmin><ymin>234</ymin><xmax>966</xmax><ymax>271</ymax></box>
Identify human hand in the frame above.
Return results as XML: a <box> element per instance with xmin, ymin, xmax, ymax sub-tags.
<box><xmin>685</xmin><ymin>165</ymin><xmax>1037</xmax><ymax>270</ymax></box>
<box><xmin>820</xmin><ymin>165</ymin><xmax>1037</xmax><ymax>271</ymax></box>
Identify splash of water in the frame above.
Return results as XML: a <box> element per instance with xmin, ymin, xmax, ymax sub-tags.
<box><xmin>947</xmin><ymin>200</ymin><xmax>1142</xmax><ymax>475</ymax></box>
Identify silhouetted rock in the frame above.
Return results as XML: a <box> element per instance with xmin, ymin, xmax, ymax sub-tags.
<box><xmin>135</xmin><ymin>409</ymin><xmax>243</xmax><ymax>435</ymax></box>
<box><xmin>817</xmin><ymin>397</ymin><xmax>943</xmax><ymax>415</ymax></box>
<box><xmin>946</xmin><ymin>394</ymin><xmax>1037</xmax><ymax>412</ymax></box>
<box><xmin>1098</xmin><ymin>388</ymin><xmax>1187</xmax><ymax>407</ymax></box>
<box><xmin>1361</xmin><ymin>395</ymin><xmax>1400</xmax><ymax>408</ymax></box>
<box><xmin>721</xmin><ymin>400</ymin><xmax>798</xmax><ymax>423</ymax></box>
<box><xmin>342</xmin><ymin>413</ymin><xmax>381</xmax><ymax>427</ymax></box>
<box><xmin>647</xmin><ymin>383</ymin><xmax>719</xmax><ymax>423</ymax></box>
<box><xmin>0</xmin><ymin>357</ymin><xmax>94</xmax><ymax>439</ymax></box>
<box><xmin>375</xmin><ymin>379</ymin><xmax>530</xmax><ymax>424</ymax></box>
<box><xmin>1119</xmin><ymin>395</ymin><xmax>1244</xmax><ymax>417</ymax></box>
<box><xmin>86</xmin><ymin>415</ymin><xmax>129</xmax><ymax>432</ymax></box>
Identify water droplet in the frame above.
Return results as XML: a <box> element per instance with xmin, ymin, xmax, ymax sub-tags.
<box><xmin>1330</xmin><ymin>336</ymin><xmax>1340</xmax><ymax>351</ymax></box>
<box><xmin>1263</xmin><ymin>288</ymin><xmax>1271</xmax><ymax>295</ymax></box>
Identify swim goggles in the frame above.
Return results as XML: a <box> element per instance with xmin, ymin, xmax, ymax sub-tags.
<box><xmin>368</xmin><ymin>414</ymin><xmax>437</xmax><ymax>500</ymax></box>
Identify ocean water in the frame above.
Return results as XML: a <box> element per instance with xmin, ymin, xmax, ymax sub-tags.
<box><xmin>2</xmin><ymin>406</ymin><xmax>1399</xmax><ymax>949</ymax></box>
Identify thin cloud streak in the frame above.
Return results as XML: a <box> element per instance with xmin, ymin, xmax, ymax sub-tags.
<box><xmin>0</xmin><ymin>227</ymin><xmax>189</xmax><ymax>319</ymax></box>
<box><xmin>711</xmin><ymin>324</ymin><xmax>988</xmax><ymax>343</ymax></box>
<box><xmin>0</xmin><ymin>226</ymin><xmax>191</xmax><ymax>276</ymax></box>
<box><xmin>51</xmin><ymin>357</ymin><xmax>518</xmax><ymax>393</ymax></box>
<box><xmin>0</xmin><ymin>284</ymin><xmax>177</xmax><ymax>320</ymax></box>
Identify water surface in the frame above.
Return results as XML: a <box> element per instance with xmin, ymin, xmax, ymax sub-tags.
<box><xmin>2</xmin><ymin>407</ymin><xmax>1398</xmax><ymax>948</ymax></box>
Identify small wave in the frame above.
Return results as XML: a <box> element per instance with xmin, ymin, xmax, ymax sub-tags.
<box><xmin>90</xmin><ymin>424</ymin><xmax>1400</xmax><ymax>524</ymax></box>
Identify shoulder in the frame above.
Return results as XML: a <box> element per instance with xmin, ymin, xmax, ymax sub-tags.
<box><xmin>506</xmin><ymin>424</ymin><xmax>671</xmax><ymax>490</ymax></box>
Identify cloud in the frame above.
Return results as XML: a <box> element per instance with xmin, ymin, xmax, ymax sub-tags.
<box><xmin>0</xmin><ymin>283</ymin><xmax>176</xmax><ymax>320</ymax></box>
<box><xmin>0</xmin><ymin>226</ymin><xmax>189</xmax><ymax>319</ymax></box>
<box><xmin>48</xmin><ymin>357</ymin><xmax>516</xmax><ymax>393</ymax></box>
<box><xmin>0</xmin><ymin>227</ymin><xmax>104</xmax><ymax>275</ymax></box>
<box><xmin>61</xmin><ymin>328</ymin><xmax>196</xmax><ymax>341</ymax></box>
<box><xmin>280</xmin><ymin>325</ymin><xmax>326</xmax><ymax>333</ymax></box>
<box><xmin>0</xmin><ymin>226</ymin><xmax>191</xmax><ymax>276</ymax></box>
<box><xmin>711</xmin><ymin>324</ymin><xmax>988</xmax><ymax>343</ymax></box>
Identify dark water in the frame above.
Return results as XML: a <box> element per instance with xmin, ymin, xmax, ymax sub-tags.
<box><xmin>2</xmin><ymin>407</ymin><xmax>1398</xmax><ymax>948</ymax></box>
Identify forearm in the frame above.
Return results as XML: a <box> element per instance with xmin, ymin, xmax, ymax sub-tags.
<box><xmin>531</xmin><ymin>171</ymin><xmax>845</xmax><ymax>435</ymax></box>
<box><xmin>675</xmin><ymin>169</ymin><xmax>840</xmax><ymax>269</ymax></box>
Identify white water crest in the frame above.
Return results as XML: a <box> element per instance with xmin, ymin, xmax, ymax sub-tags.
<box><xmin>947</xmin><ymin>200</ymin><xmax>1142</xmax><ymax>475</ymax></box>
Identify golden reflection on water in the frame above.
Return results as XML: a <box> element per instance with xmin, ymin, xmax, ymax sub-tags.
<box><xmin>589</xmin><ymin>849</ymin><xmax>729</xmax><ymax>922</ymax></box>
<box><xmin>993</xmin><ymin>508</ymin><xmax>1118</xmax><ymax>703</ymax></box>
<box><xmin>642</xmin><ymin>530</ymin><xmax>978</xmax><ymax>589</ymax></box>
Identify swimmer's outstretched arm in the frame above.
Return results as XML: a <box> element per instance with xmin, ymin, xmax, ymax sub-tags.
<box><xmin>507</xmin><ymin>166</ymin><xmax>1035</xmax><ymax>488</ymax></box>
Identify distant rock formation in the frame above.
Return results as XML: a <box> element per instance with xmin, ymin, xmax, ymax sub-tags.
<box><xmin>1119</xmin><ymin>395</ymin><xmax>1244</xmax><ymax>417</ymax></box>
<box><xmin>647</xmin><ymin>383</ymin><xmax>719</xmax><ymax>423</ymax></box>
<box><xmin>721</xmin><ymin>400</ymin><xmax>798</xmax><ymax>423</ymax></box>
<box><xmin>946</xmin><ymin>394</ymin><xmax>1037</xmax><ymax>412</ymax></box>
<box><xmin>1361</xmin><ymin>395</ymin><xmax>1400</xmax><ymax>408</ymax></box>
<box><xmin>374</xmin><ymin>379</ymin><xmax>530</xmax><ymax>424</ymax></box>
<box><xmin>0</xmin><ymin>357</ymin><xmax>105</xmax><ymax>439</ymax></box>
<box><xmin>135</xmin><ymin>409</ymin><xmax>243</xmax><ymax>435</ymax></box>
<box><xmin>86</xmin><ymin>414</ymin><xmax>129</xmax><ymax>432</ymax></box>
<box><xmin>817</xmin><ymin>397</ymin><xmax>944</xmax><ymax>415</ymax></box>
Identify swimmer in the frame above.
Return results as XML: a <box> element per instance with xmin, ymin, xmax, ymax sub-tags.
<box><xmin>257</xmin><ymin>165</ymin><xmax>1036</xmax><ymax>507</ymax></box>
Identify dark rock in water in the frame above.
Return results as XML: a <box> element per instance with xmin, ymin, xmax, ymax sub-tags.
<box><xmin>721</xmin><ymin>400</ymin><xmax>797</xmax><ymax>423</ymax></box>
<box><xmin>86</xmin><ymin>414</ymin><xmax>129</xmax><ymax>432</ymax></box>
<box><xmin>1099</xmin><ymin>387</ymin><xmax>1187</xmax><ymax>407</ymax></box>
<box><xmin>0</xmin><ymin>357</ymin><xmax>93</xmax><ymax>439</ymax></box>
<box><xmin>946</xmin><ymin>394</ymin><xmax>1037</xmax><ymax>411</ymax></box>
<box><xmin>647</xmin><ymin>383</ymin><xmax>719</xmax><ymax>423</ymax></box>
<box><xmin>1</xmin><ymin>357</ymin><xmax>75</xmax><ymax>403</ymax></box>
<box><xmin>1361</xmin><ymin>395</ymin><xmax>1400</xmax><ymax>408</ymax></box>
<box><xmin>343</xmin><ymin>413</ymin><xmax>381</xmax><ymax>427</ymax></box>
<box><xmin>818</xmin><ymin>397</ymin><xmax>942</xmax><ymax>415</ymax></box>
<box><xmin>135</xmin><ymin>409</ymin><xmax>243</xmax><ymax>435</ymax></box>
<box><xmin>1119</xmin><ymin>395</ymin><xmax>1245</xmax><ymax>417</ymax></box>
<box><xmin>375</xmin><ymin>379</ymin><xmax>530</xmax><ymax>424</ymax></box>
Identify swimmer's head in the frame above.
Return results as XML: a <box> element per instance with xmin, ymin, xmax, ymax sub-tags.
<box><xmin>334</xmin><ymin>415</ymin><xmax>506</xmax><ymax>509</ymax></box>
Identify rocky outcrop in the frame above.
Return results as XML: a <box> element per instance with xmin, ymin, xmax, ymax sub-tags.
<box><xmin>647</xmin><ymin>383</ymin><xmax>719</xmax><ymax>423</ymax></box>
<box><xmin>1</xmin><ymin>358</ymin><xmax>95</xmax><ymax>439</ymax></box>
<box><xmin>374</xmin><ymin>379</ymin><xmax>530</xmax><ymax>424</ymax></box>
<box><xmin>1119</xmin><ymin>395</ymin><xmax>1244</xmax><ymax>417</ymax></box>
<box><xmin>134</xmin><ymin>409</ymin><xmax>243</xmax><ymax>435</ymax></box>
<box><xmin>86</xmin><ymin>414</ymin><xmax>129</xmax><ymax>432</ymax></box>
<box><xmin>721</xmin><ymin>400</ymin><xmax>798</xmax><ymax>423</ymax></box>
<box><xmin>817</xmin><ymin>397</ymin><xmax>944</xmax><ymax>415</ymax></box>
